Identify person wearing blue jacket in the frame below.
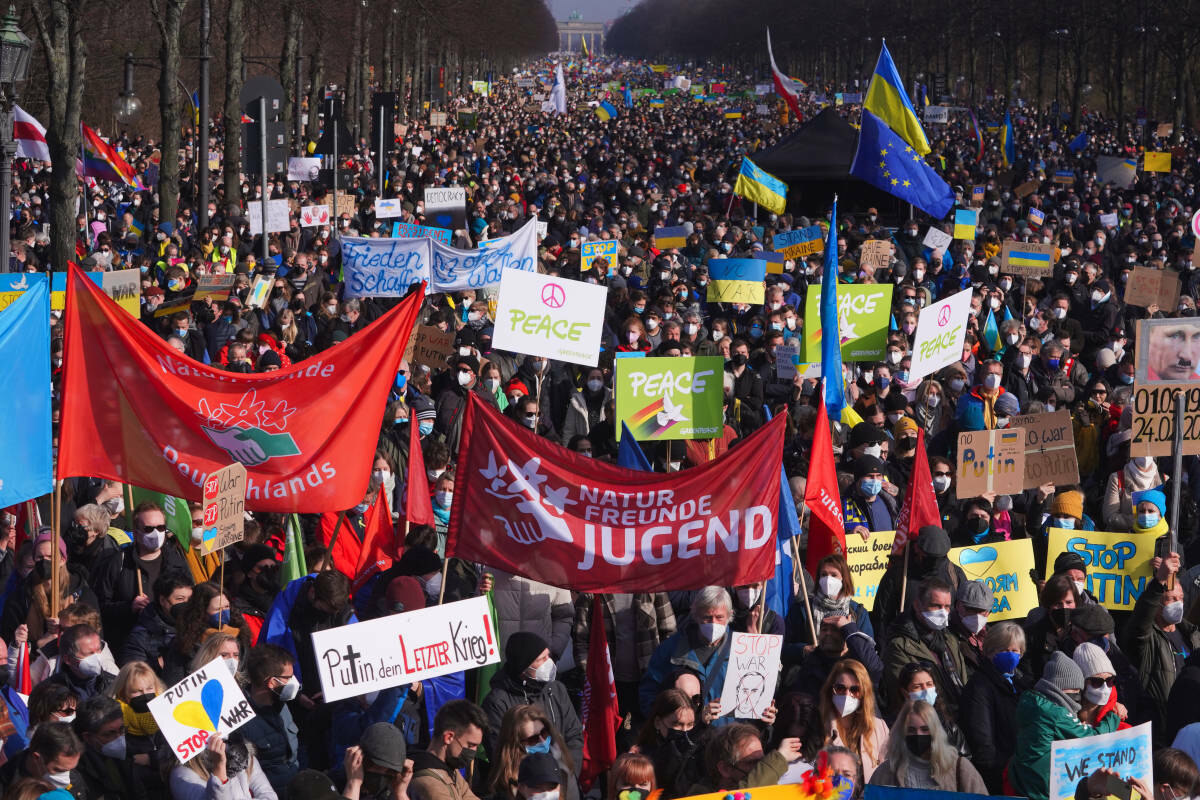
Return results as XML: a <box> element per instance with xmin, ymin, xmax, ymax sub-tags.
<box><xmin>639</xmin><ymin>586</ymin><xmax>735</xmax><ymax>723</ymax></box>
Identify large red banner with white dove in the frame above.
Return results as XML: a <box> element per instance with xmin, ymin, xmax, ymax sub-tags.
<box><xmin>57</xmin><ymin>264</ymin><xmax>424</xmax><ymax>512</ymax></box>
<box><xmin>447</xmin><ymin>393</ymin><xmax>784</xmax><ymax>592</ymax></box>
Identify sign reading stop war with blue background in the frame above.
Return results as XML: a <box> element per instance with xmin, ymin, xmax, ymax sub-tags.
<box><xmin>1049</xmin><ymin>723</ymin><xmax>1153</xmax><ymax>800</ymax></box>
<box><xmin>1046</xmin><ymin>528</ymin><xmax>1155</xmax><ymax>611</ymax></box>
<box><xmin>581</xmin><ymin>240</ymin><xmax>619</xmax><ymax>271</ymax></box>
<box><xmin>801</xmin><ymin>285</ymin><xmax>893</xmax><ymax>362</ymax></box>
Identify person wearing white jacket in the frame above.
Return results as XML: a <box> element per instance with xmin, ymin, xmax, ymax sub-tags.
<box><xmin>170</xmin><ymin>735</ymin><xmax>278</xmax><ymax>800</ymax></box>
<box><xmin>489</xmin><ymin>568</ymin><xmax>575</xmax><ymax>661</ymax></box>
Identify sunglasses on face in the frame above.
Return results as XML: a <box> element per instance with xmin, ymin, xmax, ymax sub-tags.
<box><xmin>832</xmin><ymin>683</ymin><xmax>862</xmax><ymax>697</ymax></box>
<box><xmin>1085</xmin><ymin>676</ymin><xmax>1117</xmax><ymax>688</ymax></box>
<box><xmin>140</xmin><ymin>524</ymin><xmax>168</xmax><ymax>533</ymax></box>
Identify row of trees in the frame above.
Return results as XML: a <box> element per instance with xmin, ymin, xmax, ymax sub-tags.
<box><xmin>21</xmin><ymin>0</ymin><xmax>557</xmax><ymax>272</ymax></box>
<box><xmin>606</xmin><ymin>0</ymin><xmax>1200</xmax><ymax>134</ymax></box>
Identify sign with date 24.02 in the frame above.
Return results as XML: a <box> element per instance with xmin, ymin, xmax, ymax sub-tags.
<box><xmin>1130</xmin><ymin>384</ymin><xmax>1200</xmax><ymax>457</ymax></box>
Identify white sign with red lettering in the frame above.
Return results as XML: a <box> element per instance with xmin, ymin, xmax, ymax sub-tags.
<box><xmin>310</xmin><ymin>595</ymin><xmax>499</xmax><ymax>702</ymax></box>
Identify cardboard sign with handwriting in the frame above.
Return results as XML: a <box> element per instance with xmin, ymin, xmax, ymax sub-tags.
<box><xmin>1010</xmin><ymin>410</ymin><xmax>1079</xmax><ymax>489</ymax></box>
<box><xmin>859</xmin><ymin>240</ymin><xmax>892</xmax><ymax>272</ymax></box>
<box><xmin>1123</xmin><ymin>267</ymin><xmax>1181</xmax><ymax>310</ymax></box>
<box><xmin>403</xmin><ymin>325</ymin><xmax>455</xmax><ymax>372</ymax></box>
<box><xmin>957</xmin><ymin>428</ymin><xmax>1026</xmax><ymax>496</ymax></box>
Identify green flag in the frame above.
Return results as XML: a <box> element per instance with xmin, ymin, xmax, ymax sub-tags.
<box><xmin>281</xmin><ymin>513</ymin><xmax>308</xmax><ymax>586</ymax></box>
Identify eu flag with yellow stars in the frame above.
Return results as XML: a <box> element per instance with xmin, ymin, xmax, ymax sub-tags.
<box><xmin>849</xmin><ymin>109</ymin><xmax>954</xmax><ymax>218</ymax></box>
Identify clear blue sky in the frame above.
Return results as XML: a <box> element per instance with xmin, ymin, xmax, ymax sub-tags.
<box><xmin>549</xmin><ymin>0</ymin><xmax>631</xmax><ymax>23</ymax></box>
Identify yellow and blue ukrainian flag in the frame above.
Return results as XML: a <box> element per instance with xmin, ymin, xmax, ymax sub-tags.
<box><xmin>1005</xmin><ymin>245</ymin><xmax>1053</xmax><ymax>272</ymax></box>
<box><xmin>954</xmin><ymin>208</ymin><xmax>978</xmax><ymax>239</ymax></box>
<box><xmin>653</xmin><ymin>225</ymin><xmax>687</xmax><ymax>249</ymax></box>
<box><xmin>849</xmin><ymin>110</ymin><xmax>954</xmax><ymax>218</ymax></box>
<box><xmin>864</xmin><ymin>40</ymin><xmax>930</xmax><ymax>155</ymax></box>
<box><xmin>707</xmin><ymin>258</ymin><xmax>767</xmax><ymax>304</ymax></box>
<box><xmin>733</xmin><ymin>156</ymin><xmax>787</xmax><ymax>215</ymax></box>
<box><xmin>595</xmin><ymin>101</ymin><xmax>617</xmax><ymax>121</ymax></box>
<box><xmin>649</xmin><ymin>97</ymin><xmax>665</xmax><ymax>109</ymax></box>
<box><xmin>1001</xmin><ymin>109</ymin><xmax>1015</xmax><ymax>167</ymax></box>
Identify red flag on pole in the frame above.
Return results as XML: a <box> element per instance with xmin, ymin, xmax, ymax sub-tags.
<box><xmin>579</xmin><ymin>596</ymin><xmax>620</xmax><ymax>790</ymax></box>
<box><xmin>318</xmin><ymin>512</ymin><xmax>363</xmax><ymax>580</ymax></box>
<box><xmin>804</xmin><ymin>382</ymin><xmax>846</xmax><ymax>577</ymax></box>
<box><xmin>14</xmin><ymin>642</ymin><xmax>31</xmax><ymax>695</ymax></box>
<box><xmin>406</xmin><ymin>414</ymin><xmax>434</xmax><ymax>526</ymax></box>
<box><xmin>354</xmin><ymin>490</ymin><xmax>399</xmax><ymax>590</ymax></box>
<box><xmin>892</xmin><ymin>427</ymin><xmax>940</xmax><ymax>554</ymax></box>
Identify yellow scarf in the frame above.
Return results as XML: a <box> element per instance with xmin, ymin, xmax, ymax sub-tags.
<box><xmin>120</xmin><ymin>699</ymin><xmax>159</xmax><ymax>737</ymax></box>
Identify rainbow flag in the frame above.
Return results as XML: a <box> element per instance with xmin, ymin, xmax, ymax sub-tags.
<box><xmin>80</xmin><ymin>123</ymin><xmax>144</xmax><ymax>188</ymax></box>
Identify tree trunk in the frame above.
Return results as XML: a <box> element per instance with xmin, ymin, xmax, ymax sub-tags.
<box><xmin>31</xmin><ymin>0</ymin><xmax>87</xmax><ymax>272</ymax></box>
<box><xmin>304</xmin><ymin>41</ymin><xmax>323</xmax><ymax>146</ymax></box>
<box><xmin>358</xmin><ymin>11</ymin><xmax>371</xmax><ymax>144</ymax></box>
<box><xmin>279</xmin><ymin>0</ymin><xmax>300</xmax><ymax>154</ymax></box>
<box><xmin>151</xmin><ymin>0</ymin><xmax>188</xmax><ymax>229</ymax></box>
<box><xmin>223</xmin><ymin>0</ymin><xmax>245</xmax><ymax>214</ymax></box>
<box><xmin>349</xmin><ymin>0</ymin><xmax>363</xmax><ymax>141</ymax></box>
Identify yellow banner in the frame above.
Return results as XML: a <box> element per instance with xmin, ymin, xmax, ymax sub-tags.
<box><xmin>1045</xmin><ymin>528</ymin><xmax>1155</xmax><ymax>611</ymax></box>
<box><xmin>948</xmin><ymin>539</ymin><xmax>1039</xmax><ymax>621</ymax></box>
<box><xmin>844</xmin><ymin>530</ymin><xmax>896</xmax><ymax>611</ymax></box>
<box><xmin>1144</xmin><ymin>151</ymin><xmax>1172</xmax><ymax>172</ymax></box>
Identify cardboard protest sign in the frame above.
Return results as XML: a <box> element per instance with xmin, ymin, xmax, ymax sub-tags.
<box><xmin>581</xmin><ymin>240</ymin><xmax>618</xmax><ymax>271</ymax></box>
<box><xmin>403</xmin><ymin>325</ymin><xmax>454</xmax><ymax>373</ymax></box>
<box><xmin>970</xmin><ymin>185</ymin><xmax>986</xmax><ymax>207</ymax></box>
<box><xmin>1001</xmin><ymin>241</ymin><xmax>1056</xmax><ymax>276</ymax></box>
<box><xmin>374</xmin><ymin>198</ymin><xmax>404</xmax><ymax>219</ymax></box>
<box><xmin>922</xmin><ymin>226</ymin><xmax>953</xmax><ymax>253</ymax></box>
<box><xmin>774</xmin><ymin>344</ymin><xmax>798</xmax><ymax>380</ymax></box>
<box><xmin>859</xmin><ymin>240</ymin><xmax>892</xmax><ymax>272</ymax></box>
<box><xmin>148</xmin><ymin>658</ymin><xmax>255</xmax><ymax>763</ymax></box>
<box><xmin>802</xmin><ymin>285</ymin><xmax>893</xmax><ymax>363</ymax></box>
<box><xmin>1014</xmin><ymin>179</ymin><xmax>1040</xmax><ymax>199</ymax></box>
<box><xmin>493</xmin><ymin>269</ymin><xmax>606</xmax><ymax>367</ymax></box>
<box><xmin>299</xmin><ymin>204</ymin><xmax>330</xmax><ymax>228</ymax></box>
<box><xmin>1046</xmin><ymin>528</ymin><xmax>1155</xmax><ymax>611</ymax></box>
<box><xmin>331</xmin><ymin>191</ymin><xmax>356</xmax><ymax>219</ymax></box>
<box><xmin>1049</xmin><ymin>722</ymin><xmax>1153</xmax><ymax>800</ymax></box>
<box><xmin>286</xmin><ymin>157</ymin><xmax>321</xmax><ymax>182</ymax></box>
<box><xmin>908</xmin><ymin>288</ymin><xmax>971</xmax><ymax>383</ymax></box>
<box><xmin>1099</xmin><ymin>212</ymin><xmax>1118</xmax><ymax>229</ymax></box>
<box><xmin>245</xmin><ymin>274</ymin><xmax>272</xmax><ymax>310</ymax></box>
<box><xmin>956</xmin><ymin>428</ymin><xmax>1025</xmax><ymax>496</ymax></box>
<box><xmin>718</xmin><ymin>633</ymin><xmax>782</xmax><ymax>719</ymax></box>
<box><xmin>101</xmin><ymin>268</ymin><xmax>141</xmax><ymax>316</ymax></box>
<box><xmin>424</xmin><ymin>186</ymin><xmax>467</xmax><ymax>231</ymax></box>
<box><xmin>200</xmin><ymin>463</ymin><xmax>246</xmax><ymax>555</ymax></box>
<box><xmin>311</xmin><ymin>595</ymin><xmax>499</xmax><ymax>702</ymax></box>
<box><xmin>844</xmin><ymin>531</ymin><xmax>896</xmax><ymax>611</ymax></box>
<box><xmin>948</xmin><ymin>539</ymin><xmax>1038</xmax><ymax>621</ymax></box>
<box><xmin>1010</xmin><ymin>410</ymin><xmax>1080</xmax><ymax>489</ymax></box>
<box><xmin>615</xmin><ymin>356</ymin><xmax>724</xmax><ymax>441</ymax></box>
<box><xmin>247</xmin><ymin>199</ymin><xmax>291</xmax><ymax>236</ymax></box>
<box><xmin>773</xmin><ymin>225</ymin><xmax>824</xmax><ymax>259</ymax></box>
<box><xmin>429</xmin><ymin>111</ymin><xmax>448</xmax><ymax>127</ymax></box>
<box><xmin>1123</xmin><ymin>267</ymin><xmax>1181</xmax><ymax>310</ymax></box>
<box><xmin>1131</xmin><ymin>318</ymin><xmax>1200</xmax><ymax>457</ymax></box>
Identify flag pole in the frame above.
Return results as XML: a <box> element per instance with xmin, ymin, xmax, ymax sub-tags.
<box><xmin>124</xmin><ymin>483</ymin><xmax>134</xmax><ymax>530</ymax></box>
<box><xmin>899</xmin><ymin>545</ymin><xmax>910</xmax><ymax>612</ymax></box>
<box><xmin>50</xmin><ymin>481</ymin><xmax>60</xmax><ymax>619</ymax></box>
<box><xmin>793</xmin><ymin>537</ymin><xmax>818</xmax><ymax>644</ymax></box>
<box><xmin>437</xmin><ymin>556</ymin><xmax>450</xmax><ymax>605</ymax></box>
<box><xmin>322</xmin><ymin>509</ymin><xmax>347</xmax><ymax>570</ymax></box>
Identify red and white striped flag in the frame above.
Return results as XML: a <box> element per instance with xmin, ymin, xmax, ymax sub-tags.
<box><xmin>13</xmin><ymin>105</ymin><xmax>49</xmax><ymax>162</ymax></box>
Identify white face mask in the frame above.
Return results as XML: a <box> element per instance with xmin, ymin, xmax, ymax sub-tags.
<box><xmin>1163</xmin><ymin>600</ymin><xmax>1185</xmax><ymax>625</ymax></box>
<box><xmin>736</xmin><ymin>586</ymin><xmax>759</xmax><ymax>607</ymax></box>
<box><xmin>372</xmin><ymin>468</ymin><xmax>391</xmax><ymax>486</ymax></box>
<box><xmin>925</xmin><ymin>394</ymin><xmax>941</xmax><ymax>408</ymax></box>
<box><xmin>102</xmin><ymin>497</ymin><xmax>124</xmax><ymax>516</ymax></box>
<box><xmin>47</xmin><ymin>770</ymin><xmax>73</xmax><ymax>788</ymax></box>
<box><xmin>1084</xmin><ymin>684</ymin><xmax>1111</xmax><ymax>706</ymax></box>
<box><xmin>961</xmin><ymin>613</ymin><xmax>987</xmax><ymax>634</ymax></box>
<box><xmin>275</xmin><ymin>674</ymin><xmax>301</xmax><ymax>702</ymax></box>
<box><xmin>932</xmin><ymin>475</ymin><xmax>952</xmax><ymax>493</ymax></box>
<box><xmin>138</xmin><ymin>530</ymin><xmax>165</xmax><ymax>551</ymax></box>
<box><xmin>862</xmin><ymin>443</ymin><xmax>882</xmax><ymax>458</ymax></box>
<box><xmin>529</xmin><ymin>792</ymin><xmax>560</xmax><ymax>800</ymax></box>
<box><xmin>1073</xmin><ymin>580</ymin><xmax>1087</xmax><ymax>596</ymax></box>
<box><xmin>191</xmin><ymin>526</ymin><xmax>204</xmax><ymax>543</ymax></box>
<box><xmin>484</xmin><ymin>377</ymin><xmax>500</xmax><ymax>392</ymax></box>
<box><xmin>224</xmin><ymin>656</ymin><xmax>239</xmax><ymax>676</ymax></box>
<box><xmin>1016</xmin><ymin>353</ymin><xmax>1032</xmax><ymax>369</ymax></box>
<box><xmin>434</xmin><ymin>490</ymin><xmax>453</xmax><ymax>509</ymax></box>
<box><xmin>983</xmin><ymin>373</ymin><xmax>1002</xmax><ymax>390</ymax></box>
<box><xmin>533</xmin><ymin>659</ymin><xmax>557</xmax><ymax>683</ymax></box>
<box><xmin>949</xmin><ymin>378</ymin><xmax>965</xmax><ymax>392</ymax></box>
<box><xmin>712</xmin><ymin>330</ymin><xmax>724</xmax><ymax>341</ymax></box>
<box><xmin>457</xmin><ymin>371</ymin><xmax>473</xmax><ymax>387</ymax></box>
<box><xmin>423</xmin><ymin>573</ymin><xmax>443</xmax><ymax>599</ymax></box>
<box><xmin>921</xmin><ymin>608</ymin><xmax>950</xmax><ymax>630</ymax></box>
<box><xmin>819</xmin><ymin>575</ymin><xmax>843</xmax><ymax>598</ymax></box>
<box><xmin>696</xmin><ymin>621</ymin><xmax>726</xmax><ymax>644</ymax></box>
<box><xmin>75</xmin><ymin>653</ymin><xmax>104</xmax><ymax>678</ymax></box>
<box><xmin>587</xmin><ymin>378</ymin><xmax>604</xmax><ymax>393</ymax></box>
<box><xmin>832</xmin><ymin>693</ymin><xmax>859</xmax><ymax>717</ymax></box>
<box><xmin>1053</xmin><ymin>307</ymin><xmax>1068</xmax><ymax>319</ymax></box>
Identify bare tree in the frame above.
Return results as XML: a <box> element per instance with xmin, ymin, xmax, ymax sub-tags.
<box><xmin>279</xmin><ymin>0</ymin><xmax>300</xmax><ymax>153</ymax></box>
<box><xmin>150</xmin><ymin>0</ymin><xmax>189</xmax><ymax>227</ymax></box>
<box><xmin>31</xmin><ymin>0</ymin><xmax>87</xmax><ymax>272</ymax></box>
<box><xmin>222</xmin><ymin>0</ymin><xmax>244</xmax><ymax>213</ymax></box>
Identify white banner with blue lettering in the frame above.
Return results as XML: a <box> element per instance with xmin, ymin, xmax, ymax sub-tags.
<box><xmin>342</xmin><ymin>217</ymin><xmax>538</xmax><ymax>297</ymax></box>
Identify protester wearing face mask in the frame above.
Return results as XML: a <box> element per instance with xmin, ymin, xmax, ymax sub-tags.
<box><xmin>843</xmin><ymin>456</ymin><xmax>897</xmax><ymax>540</ymax></box>
<box><xmin>482</xmin><ymin>631</ymin><xmax>583</xmax><ymax>769</ymax></box>
<box><xmin>239</xmin><ymin>644</ymin><xmax>302</xmax><ymax>793</ymax></box>
<box><xmin>729</xmin><ymin>580</ymin><xmax>783</xmax><ymax>636</ymax></box>
<box><xmin>162</xmin><ymin>582</ymin><xmax>251</xmax><ymax>686</ymax></box>
<box><xmin>120</xmin><ymin>575</ymin><xmax>192</xmax><ymax>674</ymax></box>
<box><xmin>787</xmin><ymin>555</ymin><xmax>876</xmax><ymax>660</ymax></box>
<box><xmin>561</xmin><ymin>368</ymin><xmax>610</xmax><ymax>447</ymax></box>
<box><xmin>0</xmin><ymin>721</ymin><xmax>84</xmax><ymax>791</ymax></box>
<box><xmin>868</xmin><ymin>698</ymin><xmax>985</xmax><ymax>791</ymax></box>
<box><xmin>882</xmin><ymin>578</ymin><xmax>969</xmax><ymax>718</ymax></box>
<box><xmin>3</xmin><ymin>530</ymin><xmax>100</xmax><ymax>658</ymax></box>
<box><xmin>956</xmin><ymin>359</ymin><xmax>1007</xmax><ymax>430</ymax></box>
<box><xmin>510</xmin><ymin>751</ymin><xmax>570</xmax><ymax>800</ymax></box>
<box><xmin>634</xmin><ymin>689</ymin><xmax>696</xmax><ymax>790</ymax></box>
<box><xmin>92</xmin><ymin>502</ymin><xmax>194</xmax><ymax>649</ymax></box>
<box><xmin>818</xmin><ymin>659</ymin><xmax>889</xmax><ymax>780</ymax></box>
<box><xmin>46</xmin><ymin>623</ymin><xmax>115</xmax><ymax>701</ymax></box>
<box><xmin>72</xmin><ymin>694</ymin><xmax>143</xmax><ymax>799</ymax></box>
<box><xmin>1126</xmin><ymin>551</ymin><xmax>1200</xmax><ymax>746</ymax></box>
<box><xmin>1103</xmin><ymin>454</ymin><xmax>1163</xmax><ymax>532</ymax></box>
<box><xmin>1072</xmin><ymin>642</ymin><xmax>1126</xmax><ymax>730</ymax></box>
<box><xmin>1130</xmin><ymin>488</ymin><xmax>1169</xmax><ymax>536</ymax></box>
<box><xmin>949</xmin><ymin>580</ymin><xmax>994</xmax><ymax>670</ymax></box>
<box><xmin>959</xmin><ymin>621</ymin><xmax>1031</xmax><ymax>792</ymax></box>
<box><xmin>914</xmin><ymin>380</ymin><xmax>953</xmax><ymax>440</ymax></box>
<box><xmin>410</xmin><ymin>700</ymin><xmax>488</xmax><ymax>800</ymax></box>
<box><xmin>1010</xmin><ymin>652</ymin><xmax>1120</xmax><ymax>800</ymax></box>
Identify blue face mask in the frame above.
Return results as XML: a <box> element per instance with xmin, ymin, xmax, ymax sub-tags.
<box><xmin>419</xmin><ymin>421</ymin><xmax>434</xmax><ymax>437</ymax></box>
<box><xmin>908</xmin><ymin>686</ymin><xmax>938</xmax><ymax>707</ymax></box>
<box><xmin>395</xmin><ymin>373</ymin><xmax>407</xmax><ymax>392</ymax></box>
<box><xmin>525</xmin><ymin>736</ymin><xmax>552</xmax><ymax>755</ymax></box>
<box><xmin>1047</xmin><ymin>357</ymin><xmax>1060</xmax><ymax>370</ymax></box>
<box><xmin>991</xmin><ymin>650</ymin><xmax>1021</xmax><ymax>676</ymax></box>
<box><xmin>749</xmin><ymin>325</ymin><xmax>763</xmax><ymax>338</ymax></box>
<box><xmin>633</xmin><ymin>306</ymin><xmax>645</xmax><ymax>314</ymax></box>
<box><xmin>860</xmin><ymin>478</ymin><xmax>882</xmax><ymax>497</ymax></box>
<box><xmin>876</xmin><ymin>376</ymin><xmax>890</xmax><ymax>389</ymax></box>
<box><xmin>1052</xmin><ymin>517</ymin><xmax>1076</xmax><ymax>530</ymax></box>
<box><xmin>209</xmin><ymin>609</ymin><xmax>231</xmax><ymax>627</ymax></box>
<box><xmin>1137</xmin><ymin>512</ymin><xmax>1160</xmax><ymax>529</ymax></box>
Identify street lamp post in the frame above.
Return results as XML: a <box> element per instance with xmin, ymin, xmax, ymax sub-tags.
<box><xmin>114</xmin><ymin>53</ymin><xmax>143</xmax><ymax>124</ymax></box>
<box><xmin>0</xmin><ymin>6</ymin><xmax>30</xmax><ymax>274</ymax></box>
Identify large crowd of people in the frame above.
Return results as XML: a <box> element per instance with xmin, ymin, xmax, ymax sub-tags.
<box><xmin>2</xmin><ymin>49</ymin><xmax>1200</xmax><ymax>800</ymax></box>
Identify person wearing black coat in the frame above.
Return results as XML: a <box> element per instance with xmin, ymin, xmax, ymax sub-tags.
<box><xmin>0</xmin><ymin>561</ymin><xmax>99</xmax><ymax>645</ymax></box>
<box><xmin>120</xmin><ymin>574</ymin><xmax>192</xmax><ymax>676</ymax></box>
<box><xmin>481</xmin><ymin>631</ymin><xmax>584</xmax><ymax>772</ymax></box>
<box><xmin>958</xmin><ymin>622</ymin><xmax>1034</xmax><ymax>794</ymax></box>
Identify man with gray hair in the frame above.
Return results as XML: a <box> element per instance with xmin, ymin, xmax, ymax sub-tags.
<box><xmin>638</xmin><ymin>586</ymin><xmax>737</xmax><ymax>724</ymax></box>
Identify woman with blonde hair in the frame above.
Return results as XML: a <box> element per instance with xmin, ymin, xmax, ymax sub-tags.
<box><xmin>111</xmin><ymin>661</ymin><xmax>169</xmax><ymax>791</ymax></box>
<box><xmin>170</xmin><ymin>733</ymin><xmax>277</xmax><ymax>800</ymax></box>
<box><xmin>1</xmin><ymin>531</ymin><xmax>98</xmax><ymax>648</ymax></box>
<box><xmin>488</xmin><ymin>704</ymin><xmax>579</xmax><ymax>800</ymax></box>
<box><xmin>869</xmin><ymin>700</ymin><xmax>986</xmax><ymax>792</ymax></box>
<box><xmin>189</xmin><ymin>631</ymin><xmax>244</xmax><ymax>676</ymax></box>
<box><xmin>819</xmin><ymin>659</ymin><xmax>890</xmax><ymax>780</ymax></box>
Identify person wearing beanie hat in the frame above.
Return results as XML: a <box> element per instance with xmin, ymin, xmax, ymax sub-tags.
<box><xmin>395</xmin><ymin>546</ymin><xmax>443</xmax><ymax>604</ymax></box>
<box><xmin>1009</xmin><ymin>651</ymin><xmax>1120</xmax><ymax>800</ymax></box>
<box><xmin>1131</xmin><ymin>488</ymin><xmax>1168</xmax><ymax>535</ymax></box>
<box><xmin>1103</xmin><ymin>451</ymin><xmax>1163</xmax><ymax>532</ymax></box>
<box><xmin>1051</xmin><ymin>550</ymin><xmax>1101</xmax><ymax>607</ymax></box>
<box><xmin>1048</xmin><ymin>490</ymin><xmax>1086</xmax><ymax>529</ymax></box>
<box><xmin>844</xmin><ymin>455</ymin><xmax>897</xmax><ymax>538</ymax></box>
<box><xmin>352</xmin><ymin>722</ymin><xmax>409</xmax><ymax>798</ymax></box>
<box><xmin>1072</xmin><ymin>642</ymin><xmax>1119</xmax><ymax>728</ymax></box>
<box><xmin>993</xmin><ymin>391</ymin><xmax>1019</xmax><ymax>425</ymax></box>
<box><xmin>481</xmin><ymin>631</ymin><xmax>583</xmax><ymax>773</ymax></box>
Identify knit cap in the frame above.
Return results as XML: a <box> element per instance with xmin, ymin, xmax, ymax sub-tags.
<box><xmin>1072</xmin><ymin>642</ymin><xmax>1115</xmax><ymax>678</ymax></box>
<box><xmin>1050</xmin><ymin>490</ymin><xmax>1084</xmax><ymax>521</ymax></box>
<box><xmin>1042</xmin><ymin>650</ymin><xmax>1084</xmax><ymax>691</ymax></box>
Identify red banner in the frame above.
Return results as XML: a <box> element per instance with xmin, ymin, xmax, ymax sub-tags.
<box><xmin>57</xmin><ymin>264</ymin><xmax>423</xmax><ymax>512</ymax></box>
<box><xmin>447</xmin><ymin>394</ymin><xmax>784</xmax><ymax>592</ymax></box>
